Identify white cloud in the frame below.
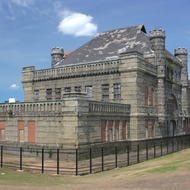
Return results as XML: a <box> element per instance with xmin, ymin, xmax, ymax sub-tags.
<box><xmin>10</xmin><ymin>84</ymin><xmax>19</xmax><ymax>89</ymax></box>
<box><xmin>58</xmin><ymin>10</ymin><xmax>98</xmax><ymax>37</ymax></box>
<box><xmin>10</xmin><ymin>0</ymin><xmax>34</xmax><ymax>7</ymax></box>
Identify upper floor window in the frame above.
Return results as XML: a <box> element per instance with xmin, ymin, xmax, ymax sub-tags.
<box><xmin>85</xmin><ymin>86</ymin><xmax>93</xmax><ymax>97</ymax></box>
<box><xmin>113</xmin><ymin>83</ymin><xmax>121</xmax><ymax>101</ymax></box>
<box><xmin>75</xmin><ymin>86</ymin><xmax>81</xmax><ymax>93</ymax></box>
<box><xmin>102</xmin><ymin>84</ymin><xmax>109</xmax><ymax>101</ymax></box>
<box><xmin>64</xmin><ymin>87</ymin><xmax>71</xmax><ymax>93</ymax></box>
<box><xmin>55</xmin><ymin>88</ymin><xmax>61</xmax><ymax>100</ymax></box>
<box><xmin>46</xmin><ymin>89</ymin><xmax>52</xmax><ymax>100</ymax></box>
<box><xmin>34</xmin><ymin>90</ymin><xmax>39</xmax><ymax>101</ymax></box>
<box><xmin>145</xmin><ymin>87</ymin><xmax>148</xmax><ymax>105</ymax></box>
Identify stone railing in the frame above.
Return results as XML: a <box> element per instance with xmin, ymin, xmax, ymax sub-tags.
<box><xmin>89</xmin><ymin>101</ymin><xmax>130</xmax><ymax>114</ymax></box>
<box><xmin>0</xmin><ymin>101</ymin><xmax>64</xmax><ymax>116</ymax></box>
<box><xmin>33</xmin><ymin>60</ymin><xmax>120</xmax><ymax>81</ymax></box>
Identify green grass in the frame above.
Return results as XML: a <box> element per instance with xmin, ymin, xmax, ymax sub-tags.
<box><xmin>148</xmin><ymin>165</ymin><xmax>178</xmax><ymax>173</ymax></box>
<box><xmin>0</xmin><ymin>169</ymin><xmax>66</xmax><ymax>186</ymax></box>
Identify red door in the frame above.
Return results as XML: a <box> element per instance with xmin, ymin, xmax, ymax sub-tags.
<box><xmin>28</xmin><ymin>121</ymin><xmax>36</xmax><ymax>144</ymax></box>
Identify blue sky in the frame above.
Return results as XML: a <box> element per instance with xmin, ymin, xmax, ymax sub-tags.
<box><xmin>0</xmin><ymin>0</ymin><xmax>190</xmax><ymax>102</ymax></box>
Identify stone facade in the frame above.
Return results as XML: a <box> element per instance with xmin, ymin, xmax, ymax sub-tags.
<box><xmin>0</xmin><ymin>24</ymin><xmax>190</xmax><ymax>148</ymax></box>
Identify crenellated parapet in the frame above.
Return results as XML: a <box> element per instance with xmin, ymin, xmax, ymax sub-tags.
<box><xmin>149</xmin><ymin>28</ymin><xmax>165</xmax><ymax>40</ymax></box>
<box><xmin>174</xmin><ymin>48</ymin><xmax>188</xmax><ymax>56</ymax></box>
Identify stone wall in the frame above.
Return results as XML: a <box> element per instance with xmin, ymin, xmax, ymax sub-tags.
<box><xmin>0</xmin><ymin>97</ymin><xmax>131</xmax><ymax>148</ymax></box>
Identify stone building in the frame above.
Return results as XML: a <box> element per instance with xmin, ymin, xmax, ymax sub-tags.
<box><xmin>0</xmin><ymin>24</ymin><xmax>189</xmax><ymax>148</ymax></box>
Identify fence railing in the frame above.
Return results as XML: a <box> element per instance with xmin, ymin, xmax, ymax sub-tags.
<box><xmin>0</xmin><ymin>134</ymin><xmax>190</xmax><ymax>175</ymax></box>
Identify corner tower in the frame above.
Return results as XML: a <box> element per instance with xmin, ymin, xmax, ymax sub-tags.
<box><xmin>149</xmin><ymin>29</ymin><xmax>166</xmax><ymax>126</ymax></box>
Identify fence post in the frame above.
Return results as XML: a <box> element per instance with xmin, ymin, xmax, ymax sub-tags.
<box><xmin>154</xmin><ymin>144</ymin><xmax>156</xmax><ymax>158</ymax></box>
<box><xmin>1</xmin><ymin>146</ymin><xmax>3</xmax><ymax>168</ymax></box>
<box><xmin>20</xmin><ymin>147</ymin><xmax>22</xmax><ymax>171</ymax></box>
<box><xmin>127</xmin><ymin>145</ymin><xmax>130</xmax><ymax>166</ymax></box>
<box><xmin>76</xmin><ymin>149</ymin><xmax>78</xmax><ymax>176</ymax></box>
<box><xmin>89</xmin><ymin>148</ymin><xmax>92</xmax><ymax>174</ymax></box>
<box><xmin>57</xmin><ymin>149</ymin><xmax>59</xmax><ymax>175</ymax></box>
<box><xmin>137</xmin><ymin>144</ymin><xmax>139</xmax><ymax>163</ymax></box>
<box><xmin>115</xmin><ymin>147</ymin><xmax>118</xmax><ymax>168</ymax></box>
<box><xmin>41</xmin><ymin>148</ymin><xmax>44</xmax><ymax>174</ymax></box>
<box><xmin>146</xmin><ymin>144</ymin><xmax>148</xmax><ymax>160</ymax></box>
<box><xmin>101</xmin><ymin>147</ymin><xmax>104</xmax><ymax>171</ymax></box>
<box><xmin>167</xmin><ymin>140</ymin><xmax>169</xmax><ymax>154</ymax></box>
<box><xmin>161</xmin><ymin>141</ymin><xmax>163</xmax><ymax>156</ymax></box>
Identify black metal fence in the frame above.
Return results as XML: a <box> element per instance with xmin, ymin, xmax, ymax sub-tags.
<box><xmin>0</xmin><ymin>134</ymin><xmax>190</xmax><ymax>175</ymax></box>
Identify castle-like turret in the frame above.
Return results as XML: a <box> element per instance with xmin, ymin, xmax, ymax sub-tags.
<box><xmin>149</xmin><ymin>28</ymin><xmax>166</xmax><ymax>127</ymax></box>
<box><xmin>174</xmin><ymin>48</ymin><xmax>188</xmax><ymax>86</ymax></box>
<box><xmin>51</xmin><ymin>47</ymin><xmax>64</xmax><ymax>68</ymax></box>
<box><xmin>150</xmin><ymin>29</ymin><xmax>165</xmax><ymax>52</ymax></box>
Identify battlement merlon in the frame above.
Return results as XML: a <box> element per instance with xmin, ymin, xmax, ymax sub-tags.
<box><xmin>149</xmin><ymin>28</ymin><xmax>166</xmax><ymax>39</ymax></box>
<box><xmin>174</xmin><ymin>48</ymin><xmax>188</xmax><ymax>56</ymax></box>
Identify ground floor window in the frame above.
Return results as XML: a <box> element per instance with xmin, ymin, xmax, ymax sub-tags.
<box><xmin>122</xmin><ymin>120</ymin><xmax>126</xmax><ymax>140</ymax></box>
<box><xmin>0</xmin><ymin>129</ymin><xmax>5</xmax><ymax>141</ymax></box>
<box><xmin>0</xmin><ymin>121</ymin><xmax>6</xmax><ymax>141</ymax></box>
<box><xmin>108</xmin><ymin>120</ymin><xmax>113</xmax><ymax>142</ymax></box>
<box><xmin>19</xmin><ymin>129</ymin><xmax>24</xmax><ymax>143</ymax></box>
<box><xmin>101</xmin><ymin>120</ymin><xmax>127</xmax><ymax>142</ymax></box>
<box><xmin>18</xmin><ymin>121</ymin><xmax>25</xmax><ymax>143</ymax></box>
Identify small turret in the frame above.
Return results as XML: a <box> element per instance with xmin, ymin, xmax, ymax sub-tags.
<box><xmin>51</xmin><ymin>47</ymin><xmax>64</xmax><ymax>68</ymax></box>
<box><xmin>174</xmin><ymin>48</ymin><xmax>188</xmax><ymax>86</ymax></box>
<box><xmin>149</xmin><ymin>28</ymin><xmax>165</xmax><ymax>51</ymax></box>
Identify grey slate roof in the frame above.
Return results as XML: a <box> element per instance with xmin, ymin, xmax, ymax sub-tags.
<box><xmin>55</xmin><ymin>24</ymin><xmax>152</xmax><ymax>67</ymax></box>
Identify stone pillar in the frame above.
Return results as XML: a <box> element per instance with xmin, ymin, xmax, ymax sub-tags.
<box><xmin>51</xmin><ymin>47</ymin><xmax>64</xmax><ymax>68</ymax></box>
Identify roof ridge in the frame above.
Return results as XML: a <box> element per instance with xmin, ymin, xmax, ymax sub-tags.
<box><xmin>95</xmin><ymin>24</ymin><xmax>144</xmax><ymax>37</ymax></box>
